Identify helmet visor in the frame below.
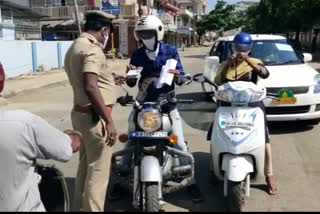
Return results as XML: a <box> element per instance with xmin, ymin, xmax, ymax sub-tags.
<box><xmin>232</xmin><ymin>43</ymin><xmax>252</xmax><ymax>53</ymax></box>
<box><xmin>136</xmin><ymin>30</ymin><xmax>156</xmax><ymax>40</ymax></box>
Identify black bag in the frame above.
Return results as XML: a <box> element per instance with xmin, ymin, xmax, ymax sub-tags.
<box><xmin>37</xmin><ymin>164</ymin><xmax>70</xmax><ymax>212</ymax></box>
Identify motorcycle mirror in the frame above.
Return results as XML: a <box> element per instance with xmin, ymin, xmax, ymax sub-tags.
<box><xmin>183</xmin><ymin>74</ymin><xmax>193</xmax><ymax>85</ymax></box>
<box><xmin>193</xmin><ymin>73</ymin><xmax>206</xmax><ymax>83</ymax></box>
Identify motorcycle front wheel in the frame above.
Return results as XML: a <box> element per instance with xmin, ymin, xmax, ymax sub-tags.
<box><xmin>144</xmin><ymin>182</ymin><xmax>160</xmax><ymax>212</ymax></box>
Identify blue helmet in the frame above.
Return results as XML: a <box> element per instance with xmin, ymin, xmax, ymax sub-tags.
<box><xmin>232</xmin><ymin>32</ymin><xmax>253</xmax><ymax>53</ymax></box>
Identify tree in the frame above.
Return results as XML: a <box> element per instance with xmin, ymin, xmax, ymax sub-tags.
<box><xmin>196</xmin><ymin>0</ymin><xmax>242</xmax><ymax>36</ymax></box>
<box><xmin>243</xmin><ymin>0</ymin><xmax>320</xmax><ymax>41</ymax></box>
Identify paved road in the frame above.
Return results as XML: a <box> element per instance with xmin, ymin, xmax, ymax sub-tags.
<box><xmin>2</xmin><ymin>47</ymin><xmax>320</xmax><ymax>211</ymax></box>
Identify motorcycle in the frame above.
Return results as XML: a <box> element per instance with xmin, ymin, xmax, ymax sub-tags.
<box><xmin>112</xmin><ymin>76</ymin><xmax>195</xmax><ymax>212</ymax></box>
<box><xmin>193</xmin><ymin>73</ymin><xmax>278</xmax><ymax>212</ymax></box>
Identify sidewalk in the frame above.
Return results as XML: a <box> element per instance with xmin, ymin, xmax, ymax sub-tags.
<box><xmin>0</xmin><ymin>58</ymin><xmax>129</xmax><ymax>105</ymax></box>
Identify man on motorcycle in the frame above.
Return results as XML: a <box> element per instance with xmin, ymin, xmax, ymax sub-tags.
<box><xmin>111</xmin><ymin>15</ymin><xmax>204</xmax><ymax>203</ymax></box>
<box><xmin>214</xmin><ymin>32</ymin><xmax>278</xmax><ymax>195</ymax></box>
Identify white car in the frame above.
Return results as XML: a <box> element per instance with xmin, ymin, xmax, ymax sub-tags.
<box><xmin>203</xmin><ymin>34</ymin><xmax>320</xmax><ymax>124</ymax></box>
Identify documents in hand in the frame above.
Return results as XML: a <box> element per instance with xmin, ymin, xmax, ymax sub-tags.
<box><xmin>156</xmin><ymin>59</ymin><xmax>177</xmax><ymax>89</ymax></box>
<box><xmin>127</xmin><ymin>67</ymin><xmax>143</xmax><ymax>79</ymax></box>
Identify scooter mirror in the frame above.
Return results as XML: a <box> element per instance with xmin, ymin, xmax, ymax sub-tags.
<box><xmin>193</xmin><ymin>73</ymin><xmax>206</xmax><ymax>83</ymax></box>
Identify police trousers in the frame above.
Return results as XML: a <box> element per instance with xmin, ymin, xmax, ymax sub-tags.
<box><xmin>71</xmin><ymin>110</ymin><xmax>112</xmax><ymax>212</ymax></box>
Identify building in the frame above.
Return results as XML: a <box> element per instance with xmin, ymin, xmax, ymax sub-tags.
<box><xmin>0</xmin><ymin>0</ymin><xmax>47</xmax><ymax>40</ymax></box>
<box><xmin>176</xmin><ymin>0</ymin><xmax>206</xmax><ymax>47</ymax></box>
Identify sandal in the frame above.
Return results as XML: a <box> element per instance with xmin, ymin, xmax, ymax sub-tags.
<box><xmin>266</xmin><ymin>175</ymin><xmax>278</xmax><ymax>195</ymax></box>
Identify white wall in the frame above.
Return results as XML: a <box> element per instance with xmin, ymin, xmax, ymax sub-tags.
<box><xmin>0</xmin><ymin>41</ymin><xmax>73</xmax><ymax>78</ymax></box>
<box><xmin>36</xmin><ymin>42</ymin><xmax>59</xmax><ymax>70</ymax></box>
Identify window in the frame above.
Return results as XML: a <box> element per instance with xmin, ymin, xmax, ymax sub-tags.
<box><xmin>209</xmin><ymin>41</ymin><xmax>225</xmax><ymax>62</ymax></box>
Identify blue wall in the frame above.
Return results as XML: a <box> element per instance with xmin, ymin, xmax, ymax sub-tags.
<box><xmin>0</xmin><ymin>41</ymin><xmax>73</xmax><ymax>78</ymax></box>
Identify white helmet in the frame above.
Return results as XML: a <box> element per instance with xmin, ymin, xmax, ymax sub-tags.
<box><xmin>134</xmin><ymin>15</ymin><xmax>164</xmax><ymax>42</ymax></box>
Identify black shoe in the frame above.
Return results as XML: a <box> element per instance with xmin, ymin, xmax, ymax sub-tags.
<box><xmin>187</xmin><ymin>184</ymin><xmax>205</xmax><ymax>203</ymax></box>
<box><xmin>109</xmin><ymin>183</ymin><xmax>125</xmax><ymax>201</ymax></box>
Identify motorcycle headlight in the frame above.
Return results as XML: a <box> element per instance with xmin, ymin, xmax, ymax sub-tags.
<box><xmin>314</xmin><ymin>74</ymin><xmax>320</xmax><ymax>94</ymax></box>
<box><xmin>137</xmin><ymin>108</ymin><xmax>162</xmax><ymax>132</ymax></box>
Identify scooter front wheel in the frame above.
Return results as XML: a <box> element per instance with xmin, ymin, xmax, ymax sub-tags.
<box><xmin>227</xmin><ymin>181</ymin><xmax>245</xmax><ymax>212</ymax></box>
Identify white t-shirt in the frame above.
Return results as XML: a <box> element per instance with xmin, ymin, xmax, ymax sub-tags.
<box><xmin>0</xmin><ymin>110</ymin><xmax>72</xmax><ymax>211</ymax></box>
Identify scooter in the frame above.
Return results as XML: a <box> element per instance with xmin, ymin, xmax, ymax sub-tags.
<box><xmin>193</xmin><ymin>73</ymin><xmax>277</xmax><ymax>212</ymax></box>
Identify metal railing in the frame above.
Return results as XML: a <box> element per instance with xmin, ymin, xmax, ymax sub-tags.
<box><xmin>32</xmin><ymin>5</ymin><xmax>90</xmax><ymax>18</ymax></box>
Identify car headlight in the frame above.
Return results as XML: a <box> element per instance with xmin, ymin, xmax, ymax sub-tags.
<box><xmin>137</xmin><ymin>108</ymin><xmax>162</xmax><ymax>132</ymax></box>
<box><xmin>314</xmin><ymin>74</ymin><xmax>320</xmax><ymax>94</ymax></box>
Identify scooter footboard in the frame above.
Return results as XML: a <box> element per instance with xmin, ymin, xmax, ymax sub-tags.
<box><xmin>140</xmin><ymin>156</ymin><xmax>162</xmax><ymax>182</ymax></box>
<box><xmin>222</xmin><ymin>154</ymin><xmax>254</xmax><ymax>182</ymax></box>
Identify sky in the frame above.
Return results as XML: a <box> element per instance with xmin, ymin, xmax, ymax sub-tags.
<box><xmin>206</xmin><ymin>0</ymin><xmax>260</xmax><ymax>13</ymax></box>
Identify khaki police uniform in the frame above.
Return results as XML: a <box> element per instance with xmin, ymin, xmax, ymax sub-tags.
<box><xmin>64</xmin><ymin>11</ymin><xmax>116</xmax><ymax>212</ymax></box>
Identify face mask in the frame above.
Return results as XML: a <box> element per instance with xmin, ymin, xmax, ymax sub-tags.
<box><xmin>142</xmin><ymin>37</ymin><xmax>156</xmax><ymax>51</ymax></box>
<box><xmin>102</xmin><ymin>35</ymin><xmax>109</xmax><ymax>50</ymax></box>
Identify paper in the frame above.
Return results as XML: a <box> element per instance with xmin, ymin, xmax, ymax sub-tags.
<box><xmin>156</xmin><ymin>59</ymin><xmax>177</xmax><ymax>89</ymax></box>
<box><xmin>127</xmin><ymin>67</ymin><xmax>143</xmax><ymax>79</ymax></box>
<box><xmin>275</xmin><ymin>43</ymin><xmax>294</xmax><ymax>52</ymax></box>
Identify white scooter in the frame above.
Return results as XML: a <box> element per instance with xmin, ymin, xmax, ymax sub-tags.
<box><xmin>193</xmin><ymin>73</ymin><xmax>277</xmax><ymax>212</ymax></box>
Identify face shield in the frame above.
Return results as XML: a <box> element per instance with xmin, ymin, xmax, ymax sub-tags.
<box><xmin>136</xmin><ymin>30</ymin><xmax>158</xmax><ymax>51</ymax></box>
<box><xmin>135</xmin><ymin>30</ymin><xmax>157</xmax><ymax>41</ymax></box>
<box><xmin>232</xmin><ymin>43</ymin><xmax>253</xmax><ymax>54</ymax></box>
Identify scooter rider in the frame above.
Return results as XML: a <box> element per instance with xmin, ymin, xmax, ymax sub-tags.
<box><xmin>111</xmin><ymin>15</ymin><xmax>204</xmax><ymax>203</ymax></box>
<box><xmin>214</xmin><ymin>32</ymin><xmax>278</xmax><ymax>195</ymax></box>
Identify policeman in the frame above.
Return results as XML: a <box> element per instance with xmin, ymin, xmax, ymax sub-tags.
<box><xmin>64</xmin><ymin>10</ymin><xmax>124</xmax><ymax>211</ymax></box>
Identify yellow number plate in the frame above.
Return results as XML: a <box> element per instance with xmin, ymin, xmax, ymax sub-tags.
<box><xmin>273</xmin><ymin>97</ymin><xmax>297</xmax><ymax>104</ymax></box>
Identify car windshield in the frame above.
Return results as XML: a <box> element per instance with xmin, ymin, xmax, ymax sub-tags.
<box><xmin>227</xmin><ymin>40</ymin><xmax>304</xmax><ymax>66</ymax></box>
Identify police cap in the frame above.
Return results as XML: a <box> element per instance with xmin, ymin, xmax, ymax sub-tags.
<box><xmin>85</xmin><ymin>10</ymin><xmax>115</xmax><ymax>24</ymax></box>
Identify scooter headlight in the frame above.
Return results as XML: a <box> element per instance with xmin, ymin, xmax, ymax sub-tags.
<box><xmin>137</xmin><ymin>108</ymin><xmax>162</xmax><ymax>132</ymax></box>
<box><xmin>314</xmin><ymin>74</ymin><xmax>320</xmax><ymax>94</ymax></box>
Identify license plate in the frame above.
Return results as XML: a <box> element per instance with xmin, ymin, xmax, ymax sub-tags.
<box><xmin>133</xmin><ymin>132</ymin><xmax>168</xmax><ymax>138</ymax></box>
<box><xmin>272</xmin><ymin>89</ymin><xmax>297</xmax><ymax>104</ymax></box>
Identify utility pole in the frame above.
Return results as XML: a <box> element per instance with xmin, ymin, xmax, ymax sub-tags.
<box><xmin>147</xmin><ymin>0</ymin><xmax>150</xmax><ymax>15</ymax></box>
<box><xmin>73</xmin><ymin>0</ymin><xmax>82</xmax><ymax>36</ymax></box>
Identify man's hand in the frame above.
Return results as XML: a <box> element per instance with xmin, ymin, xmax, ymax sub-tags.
<box><xmin>112</xmin><ymin>72</ymin><xmax>126</xmax><ymax>86</ymax></box>
<box><xmin>64</xmin><ymin>130</ymin><xmax>82</xmax><ymax>153</ymax></box>
<box><xmin>169</xmin><ymin>69</ymin><xmax>180</xmax><ymax>77</ymax></box>
<box><xmin>237</xmin><ymin>52</ymin><xmax>249</xmax><ymax>61</ymax></box>
<box><xmin>228</xmin><ymin>55</ymin><xmax>237</xmax><ymax>67</ymax></box>
<box><xmin>106</xmin><ymin>122</ymin><xmax>117</xmax><ymax>147</ymax></box>
<box><xmin>169</xmin><ymin>69</ymin><xmax>181</xmax><ymax>82</ymax></box>
<box><xmin>126</xmin><ymin>64</ymin><xmax>137</xmax><ymax>73</ymax></box>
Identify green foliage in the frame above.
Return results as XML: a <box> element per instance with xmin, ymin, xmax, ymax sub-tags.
<box><xmin>196</xmin><ymin>0</ymin><xmax>243</xmax><ymax>36</ymax></box>
<box><xmin>243</xmin><ymin>0</ymin><xmax>320</xmax><ymax>35</ymax></box>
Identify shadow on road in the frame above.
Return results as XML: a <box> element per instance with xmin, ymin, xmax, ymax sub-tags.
<box><xmin>177</xmin><ymin>92</ymin><xmax>216</xmax><ymax>132</ymax></box>
<box><xmin>163</xmin><ymin>152</ymin><xmax>227</xmax><ymax>212</ymax></box>
<box><xmin>268</xmin><ymin>121</ymin><xmax>315</xmax><ymax>134</ymax></box>
<box><xmin>105</xmin><ymin>152</ymin><xmax>227</xmax><ymax>212</ymax></box>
